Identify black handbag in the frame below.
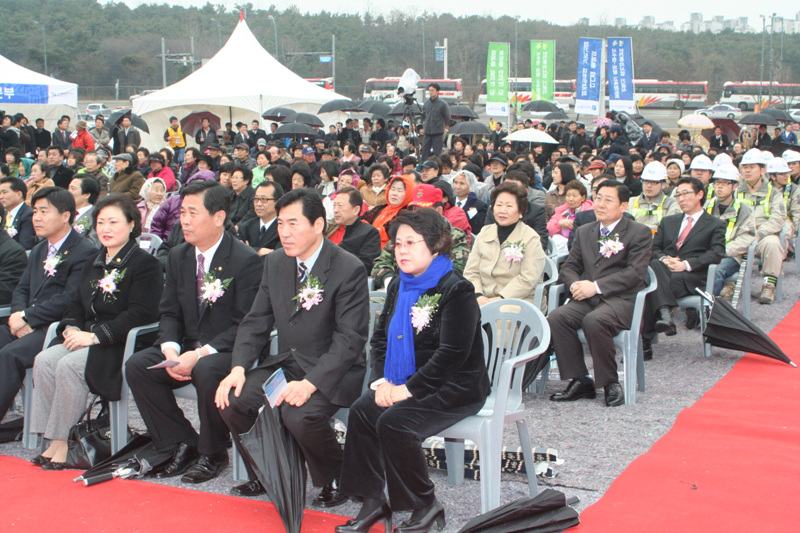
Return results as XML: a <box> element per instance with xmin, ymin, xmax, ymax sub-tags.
<box><xmin>65</xmin><ymin>396</ymin><xmax>126</xmax><ymax>470</ymax></box>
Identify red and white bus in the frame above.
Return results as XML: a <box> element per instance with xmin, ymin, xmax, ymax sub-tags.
<box><xmin>633</xmin><ymin>80</ymin><xmax>708</xmax><ymax>110</ymax></box>
<box><xmin>306</xmin><ymin>77</ymin><xmax>335</xmax><ymax>90</ymax></box>
<box><xmin>362</xmin><ymin>77</ymin><xmax>463</xmax><ymax>103</ymax></box>
<box><xmin>719</xmin><ymin>81</ymin><xmax>800</xmax><ymax>111</ymax></box>
<box><xmin>478</xmin><ymin>78</ymin><xmax>575</xmax><ymax>110</ymax></box>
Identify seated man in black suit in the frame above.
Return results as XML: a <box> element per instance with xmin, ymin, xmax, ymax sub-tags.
<box><xmin>0</xmin><ymin>203</ymin><xmax>28</xmax><ymax>306</ymax></box>
<box><xmin>0</xmin><ymin>187</ymin><xmax>96</xmax><ymax>420</ymax></box>
<box><xmin>326</xmin><ymin>186</ymin><xmax>381</xmax><ymax>271</ymax></box>
<box><xmin>0</xmin><ymin>177</ymin><xmax>37</xmax><ymax>250</ymax></box>
<box><xmin>645</xmin><ymin>177</ymin><xmax>726</xmax><ymax>352</ymax></box>
<box><xmin>125</xmin><ymin>180</ymin><xmax>262</xmax><ymax>484</ymax></box>
<box><xmin>215</xmin><ymin>189</ymin><xmax>369</xmax><ymax>504</ymax></box>
<box><xmin>568</xmin><ymin>175</ymin><xmax>635</xmax><ymax>251</ymax></box>
<box><xmin>548</xmin><ymin>181</ymin><xmax>653</xmax><ymax>407</ymax></box>
<box><xmin>237</xmin><ymin>181</ymin><xmax>284</xmax><ymax>256</ymax></box>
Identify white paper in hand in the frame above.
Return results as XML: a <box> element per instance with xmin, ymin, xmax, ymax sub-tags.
<box><xmin>262</xmin><ymin>367</ymin><xmax>288</xmax><ymax>408</ymax></box>
<box><xmin>147</xmin><ymin>359</ymin><xmax>179</xmax><ymax>370</ymax></box>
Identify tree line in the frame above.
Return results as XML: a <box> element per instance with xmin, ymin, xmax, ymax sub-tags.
<box><xmin>2</xmin><ymin>0</ymin><xmax>798</xmax><ymax>104</ymax></box>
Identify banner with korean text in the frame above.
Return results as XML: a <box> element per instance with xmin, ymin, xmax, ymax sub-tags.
<box><xmin>486</xmin><ymin>42</ymin><xmax>510</xmax><ymax>116</ymax></box>
<box><xmin>608</xmin><ymin>37</ymin><xmax>635</xmax><ymax>113</ymax></box>
<box><xmin>530</xmin><ymin>40</ymin><xmax>555</xmax><ymax>102</ymax></box>
<box><xmin>575</xmin><ymin>38</ymin><xmax>603</xmax><ymax>114</ymax></box>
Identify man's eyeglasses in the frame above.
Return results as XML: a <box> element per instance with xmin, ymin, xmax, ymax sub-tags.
<box><xmin>253</xmin><ymin>197</ymin><xmax>275</xmax><ymax>204</ymax></box>
<box><xmin>673</xmin><ymin>190</ymin><xmax>698</xmax><ymax>198</ymax></box>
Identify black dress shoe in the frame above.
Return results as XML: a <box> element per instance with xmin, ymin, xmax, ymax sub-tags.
<box><xmin>312</xmin><ymin>478</ymin><xmax>348</xmax><ymax>508</ymax></box>
<box><xmin>181</xmin><ymin>451</ymin><xmax>229</xmax><ymax>484</ymax></box>
<box><xmin>604</xmin><ymin>383</ymin><xmax>624</xmax><ymax>407</ymax></box>
<box><xmin>395</xmin><ymin>499</ymin><xmax>445</xmax><ymax>533</ymax></box>
<box><xmin>550</xmin><ymin>379</ymin><xmax>596</xmax><ymax>402</ymax></box>
<box><xmin>654</xmin><ymin>307</ymin><xmax>677</xmax><ymax>336</ymax></box>
<box><xmin>155</xmin><ymin>443</ymin><xmax>200</xmax><ymax>479</ymax></box>
<box><xmin>41</xmin><ymin>461</ymin><xmax>68</xmax><ymax>471</ymax></box>
<box><xmin>335</xmin><ymin>502</ymin><xmax>392</xmax><ymax>533</ymax></box>
<box><xmin>642</xmin><ymin>338</ymin><xmax>653</xmax><ymax>361</ymax></box>
<box><xmin>230</xmin><ymin>479</ymin><xmax>266</xmax><ymax>497</ymax></box>
<box><xmin>685</xmin><ymin>308</ymin><xmax>699</xmax><ymax>330</ymax></box>
<box><xmin>31</xmin><ymin>454</ymin><xmax>51</xmax><ymax>466</ymax></box>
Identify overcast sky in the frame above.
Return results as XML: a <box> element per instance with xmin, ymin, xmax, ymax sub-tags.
<box><xmin>113</xmin><ymin>1</ymin><xmax>798</xmax><ymax>29</ymax></box>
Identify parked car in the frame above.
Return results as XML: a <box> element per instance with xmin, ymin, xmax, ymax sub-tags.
<box><xmin>85</xmin><ymin>103</ymin><xmax>111</xmax><ymax>119</ymax></box>
<box><xmin>696</xmin><ymin>104</ymin><xmax>742</xmax><ymax>120</ymax></box>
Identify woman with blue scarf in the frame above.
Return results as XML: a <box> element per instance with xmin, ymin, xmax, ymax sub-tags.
<box><xmin>337</xmin><ymin>208</ymin><xmax>490</xmax><ymax>533</ymax></box>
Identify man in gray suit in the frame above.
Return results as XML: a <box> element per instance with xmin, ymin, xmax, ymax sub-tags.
<box><xmin>216</xmin><ymin>188</ymin><xmax>369</xmax><ymax>504</ymax></box>
<box><xmin>548</xmin><ymin>181</ymin><xmax>653</xmax><ymax>407</ymax></box>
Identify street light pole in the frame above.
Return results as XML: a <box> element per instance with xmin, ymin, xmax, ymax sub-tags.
<box><xmin>268</xmin><ymin>15</ymin><xmax>279</xmax><ymax>61</ymax></box>
<box><xmin>758</xmin><ymin>15</ymin><xmax>766</xmax><ymax>110</ymax></box>
<box><xmin>421</xmin><ymin>20</ymin><xmax>427</xmax><ymax>79</ymax></box>
<box><xmin>34</xmin><ymin>21</ymin><xmax>47</xmax><ymax>75</ymax></box>
<box><xmin>210</xmin><ymin>18</ymin><xmax>222</xmax><ymax>50</ymax></box>
<box><xmin>514</xmin><ymin>16</ymin><xmax>520</xmax><ymax>122</ymax></box>
<box><xmin>768</xmin><ymin>13</ymin><xmax>775</xmax><ymax>105</ymax></box>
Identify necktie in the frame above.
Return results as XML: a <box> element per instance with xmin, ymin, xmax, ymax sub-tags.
<box><xmin>676</xmin><ymin>217</ymin><xmax>693</xmax><ymax>250</ymax></box>
<box><xmin>47</xmin><ymin>244</ymin><xmax>57</xmax><ymax>260</ymax></box>
<box><xmin>298</xmin><ymin>261</ymin><xmax>307</xmax><ymax>284</ymax></box>
<box><xmin>600</xmin><ymin>226</ymin><xmax>610</xmax><ymax>237</ymax></box>
<box><xmin>4</xmin><ymin>212</ymin><xmax>12</xmax><ymax>228</ymax></box>
<box><xmin>196</xmin><ymin>253</ymin><xmax>205</xmax><ymax>311</ymax></box>
<box><xmin>259</xmin><ymin>224</ymin><xmax>267</xmax><ymax>243</ymax></box>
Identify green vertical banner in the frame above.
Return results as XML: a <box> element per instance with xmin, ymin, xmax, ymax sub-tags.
<box><xmin>486</xmin><ymin>42</ymin><xmax>510</xmax><ymax>116</ymax></box>
<box><xmin>531</xmin><ymin>40</ymin><xmax>555</xmax><ymax>102</ymax></box>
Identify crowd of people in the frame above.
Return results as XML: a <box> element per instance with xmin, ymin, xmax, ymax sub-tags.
<box><xmin>2</xmin><ymin>90</ymin><xmax>800</xmax><ymax>531</ymax></box>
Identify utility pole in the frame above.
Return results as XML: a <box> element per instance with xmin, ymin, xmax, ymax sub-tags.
<box><xmin>190</xmin><ymin>36</ymin><xmax>196</xmax><ymax>72</ymax></box>
<box><xmin>268</xmin><ymin>16</ymin><xmax>279</xmax><ymax>60</ymax></box>
<box><xmin>421</xmin><ymin>20</ymin><xmax>427</xmax><ymax>79</ymax></box>
<box><xmin>161</xmin><ymin>38</ymin><xmax>167</xmax><ymax>88</ymax></box>
<box><xmin>514</xmin><ymin>16</ymin><xmax>520</xmax><ymax>121</ymax></box>
<box><xmin>210</xmin><ymin>18</ymin><xmax>222</xmax><ymax>50</ymax></box>
<box><xmin>598</xmin><ymin>38</ymin><xmax>607</xmax><ymax>118</ymax></box>
<box><xmin>34</xmin><ymin>21</ymin><xmax>47</xmax><ymax>76</ymax></box>
<box><xmin>158</xmin><ymin>39</ymin><xmax>201</xmax><ymax>87</ymax></box>
<box><xmin>768</xmin><ymin>13</ymin><xmax>775</xmax><ymax>105</ymax></box>
<box><xmin>759</xmin><ymin>15</ymin><xmax>766</xmax><ymax>110</ymax></box>
<box><xmin>443</xmin><ymin>38</ymin><xmax>448</xmax><ymax>79</ymax></box>
<box><xmin>332</xmin><ymin>34</ymin><xmax>336</xmax><ymax>92</ymax></box>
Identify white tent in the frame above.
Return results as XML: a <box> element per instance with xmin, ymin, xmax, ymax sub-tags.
<box><xmin>133</xmin><ymin>17</ymin><xmax>343</xmax><ymax>144</ymax></box>
<box><xmin>0</xmin><ymin>54</ymin><xmax>78</xmax><ymax>128</ymax></box>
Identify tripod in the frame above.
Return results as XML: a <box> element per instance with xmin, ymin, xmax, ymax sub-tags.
<box><xmin>400</xmin><ymin>94</ymin><xmax>422</xmax><ymax>161</ymax></box>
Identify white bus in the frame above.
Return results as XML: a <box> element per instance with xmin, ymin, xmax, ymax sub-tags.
<box><xmin>363</xmin><ymin>77</ymin><xmax>463</xmax><ymax>103</ymax></box>
<box><xmin>633</xmin><ymin>80</ymin><xmax>708</xmax><ymax>110</ymax></box>
<box><xmin>719</xmin><ymin>81</ymin><xmax>800</xmax><ymax>111</ymax></box>
<box><xmin>478</xmin><ymin>78</ymin><xmax>575</xmax><ymax>110</ymax></box>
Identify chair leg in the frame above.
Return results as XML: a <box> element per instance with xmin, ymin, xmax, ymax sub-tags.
<box><xmin>623</xmin><ymin>341</ymin><xmax>636</xmax><ymax>406</ymax></box>
<box><xmin>22</xmin><ymin>369</ymin><xmax>37</xmax><ymax>449</ymax></box>
<box><xmin>479</xmin><ymin>426</ymin><xmax>502</xmax><ymax>513</ymax></box>
<box><xmin>232</xmin><ymin>446</ymin><xmax>248</xmax><ymax>481</ymax></box>
<box><xmin>515</xmin><ymin>419</ymin><xmax>538</xmax><ymax>496</ymax></box>
<box><xmin>636</xmin><ymin>336</ymin><xmax>646</xmax><ymax>393</ymax></box>
<box><xmin>444</xmin><ymin>438</ymin><xmax>465</xmax><ymax>486</ymax></box>
<box><xmin>535</xmin><ymin>363</ymin><xmax>550</xmax><ymax>395</ymax></box>
<box><xmin>111</xmin><ymin>386</ymin><xmax>131</xmax><ymax>454</ymax></box>
<box><xmin>701</xmin><ymin>304</ymin><xmax>711</xmax><ymax>358</ymax></box>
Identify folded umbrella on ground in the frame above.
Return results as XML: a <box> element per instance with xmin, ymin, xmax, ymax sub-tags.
<box><xmin>457</xmin><ymin>489</ymin><xmax>580</xmax><ymax>533</ymax></box>
<box><xmin>75</xmin><ymin>433</ymin><xmax>175</xmax><ymax>486</ymax></box>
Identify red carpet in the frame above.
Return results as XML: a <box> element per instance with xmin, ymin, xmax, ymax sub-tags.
<box><xmin>0</xmin><ymin>456</ymin><xmax>385</xmax><ymax>532</ymax></box>
<box><xmin>573</xmin><ymin>303</ymin><xmax>800</xmax><ymax>532</ymax></box>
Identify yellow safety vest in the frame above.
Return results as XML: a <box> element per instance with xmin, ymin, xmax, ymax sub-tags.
<box><xmin>737</xmin><ymin>182</ymin><xmax>772</xmax><ymax>218</ymax></box>
<box><xmin>705</xmin><ymin>197</ymin><xmax>741</xmax><ymax>243</ymax></box>
<box><xmin>632</xmin><ymin>194</ymin><xmax>667</xmax><ymax>222</ymax></box>
<box><xmin>167</xmin><ymin>126</ymin><xmax>186</xmax><ymax>148</ymax></box>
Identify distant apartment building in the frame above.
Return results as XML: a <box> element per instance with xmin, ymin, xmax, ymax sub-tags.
<box><xmin>635</xmin><ymin>11</ymin><xmax>799</xmax><ymax>34</ymax></box>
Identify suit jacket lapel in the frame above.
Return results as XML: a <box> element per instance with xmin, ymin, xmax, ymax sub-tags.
<box><xmin>290</xmin><ymin>239</ymin><xmax>330</xmax><ymax>320</ymax></box>
<box><xmin>198</xmin><ymin>234</ymin><xmax>232</xmax><ymax>323</ymax></box>
<box><xmin>680</xmin><ymin>212</ymin><xmax>709</xmax><ymax>249</ymax></box>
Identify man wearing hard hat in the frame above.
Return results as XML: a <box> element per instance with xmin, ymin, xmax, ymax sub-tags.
<box><xmin>628</xmin><ymin>161</ymin><xmax>680</xmax><ymax>233</ymax></box>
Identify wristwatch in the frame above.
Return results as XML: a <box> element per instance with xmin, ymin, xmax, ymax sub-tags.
<box><xmin>20</xmin><ymin>311</ymin><xmax>28</xmax><ymax>324</ymax></box>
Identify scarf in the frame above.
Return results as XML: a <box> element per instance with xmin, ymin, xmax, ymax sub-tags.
<box><xmin>384</xmin><ymin>255</ymin><xmax>453</xmax><ymax>385</ymax></box>
<box><xmin>372</xmin><ymin>175</ymin><xmax>415</xmax><ymax>246</ymax></box>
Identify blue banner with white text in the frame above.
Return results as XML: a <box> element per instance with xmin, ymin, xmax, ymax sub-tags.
<box><xmin>0</xmin><ymin>83</ymin><xmax>50</xmax><ymax>104</ymax></box>
<box><xmin>608</xmin><ymin>37</ymin><xmax>635</xmax><ymax>113</ymax></box>
<box><xmin>575</xmin><ymin>38</ymin><xmax>603</xmax><ymax>114</ymax></box>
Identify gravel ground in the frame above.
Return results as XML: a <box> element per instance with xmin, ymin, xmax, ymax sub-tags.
<box><xmin>2</xmin><ymin>260</ymin><xmax>797</xmax><ymax>532</ymax></box>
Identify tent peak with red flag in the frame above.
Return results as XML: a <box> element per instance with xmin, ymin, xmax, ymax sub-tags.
<box><xmin>240</xmin><ymin>8</ymin><xmax>244</xmax><ymax>21</ymax></box>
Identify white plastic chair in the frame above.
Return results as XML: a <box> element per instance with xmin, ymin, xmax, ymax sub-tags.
<box><xmin>138</xmin><ymin>233</ymin><xmax>163</xmax><ymax>255</ymax></box>
<box><xmin>676</xmin><ymin>265</ymin><xmax>717</xmax><ymax>358</ymax></box>
<box><xmin>539</xmin><ymin>267</ymin><xmax>657</xmax><ymax>404</ymax></box>
<box><xmin>437</xmin><ymin>299</ymin><xmax>551</xmax><ymax>513</ymax></box>
<box><xmin>533</xmin><ymin>256</ymin><xmax>558</xmax><ymax>313</ymax></box>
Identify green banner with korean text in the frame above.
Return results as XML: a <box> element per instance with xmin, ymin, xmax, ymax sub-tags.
<box><xmin>486</xmin><ymin>42</ymin><xmax>510</xmax><ymax>116</ymax></box>
<box><xmin>530</xmin><ymin>40</ymin><xmax>555</xmax><ymax>102</ymax></box>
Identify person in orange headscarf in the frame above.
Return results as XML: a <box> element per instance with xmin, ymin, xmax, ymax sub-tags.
<box><xmin>362</xmin><ymin>174</ymin><xmax>415</xmax><ymax>247</ymax></box>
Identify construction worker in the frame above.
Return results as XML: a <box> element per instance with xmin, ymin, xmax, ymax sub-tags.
<box><xmin>628</xmin><ymin>161</ymin><xmax>680</xmax><ymax>233</ymax></box>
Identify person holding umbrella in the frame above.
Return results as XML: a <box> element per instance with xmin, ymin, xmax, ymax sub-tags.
<box><xmin>112</xmin><ymin>116</ymin><xmax>141</xmax><ymax>155</ymax></box>
<box><xmin>737</xmin><ymin>149</ymin><xmax>787</xmax><ymax>304</ymax></box>
<box><xmin>336</xmin><ymin>208</ymin><xmax>489</xmax><ymax>533</ymax></box>
<box><xmin>195</xmin><ymin>118</ymin><xmax>218</xmax><ymax>154</ymax></box>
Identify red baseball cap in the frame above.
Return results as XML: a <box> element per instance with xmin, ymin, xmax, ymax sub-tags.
<box><xmin>409</xmin><ymin>184</ymin><xmax>444</xmax><ymax>207</ymax></box>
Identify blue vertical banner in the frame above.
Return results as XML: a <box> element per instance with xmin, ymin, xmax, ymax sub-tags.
<box><xmin>575</xmin><ymin>38</ymin><xmax>603</xmax><ymax>114</ymax></box>
<box><xmin>608</xmin><ymin>37</ymin><xmax>635</xmax><ymax>113</ymax></box>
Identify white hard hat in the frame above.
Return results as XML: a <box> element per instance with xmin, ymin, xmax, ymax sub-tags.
<box><xmin>761</xmin><ymin>150</ymin><xmax>775</xmax><ymax>162</ymax></box>
<box><xmin>766</xmin><ymin>157</ymin><xmax>790</xmax><ymax>174</ymax></box>
<box><xmin>782</xmin><ymin>150</ymin><xmax>800</xmax><ymax>164</ymax></box>
<box><xmin>689</xmin><ymin>154</ymin><xmax>713</xmax><ymax>171</ymax></box>
<box><xmin>640</xmin><ymin>161</ymin><xmax>668</xmax><ymax>181</ymax></box>
<box><xmin>712</xmin><ymin>164</ymin><xmax>740</xmax><ymax>182</ymax></box>
<box><xmin>712</xmin><ymin>153</ymin><xmax>732</xmax><ymax>170</ymax></box>
<box><xmin>741</xmin><ymin>148</ymin><xmax>765</xmax><ymax>166</ymax></box>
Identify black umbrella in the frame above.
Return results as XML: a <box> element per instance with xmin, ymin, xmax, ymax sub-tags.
<box><xmin>318</xmin><ymin>99</ymin><xmax>363</xmax><ymax>114</ymax></box>
<box><xmin>450</xmin><ymin>105</ymin><xmax>479</xmax><ymax>120</ymax></box>
<box><xmin>387</xmin><ymin>101</ymin><xmax>424</xmax><ymax>117</ymax></box>
<box><xmin>769</xmin><ymin>141</ymin><xmax>800</xmax><ymax>157</ymax></box>
<box><xmin>543</xmin><ymin>111</ymin><xmax>569</xmax><ymax>121</ymax></box>
<box><xmin>262</xmin><ymin>107</ymin><xmax>298</xmax><ymax>122</ymax></box>
<box><xmin>457</xmin><ymin>489</ymin><xmax>580</xmax><ymax>533</ymax></box>
<box><xmin>702</xmin><ymin>293</ymin><xmax>796</xmax><ymax>366</ymax></box>
<box><xmin>75</xmin><ymin>433</ymin><xmax>175</xmax><ymax>486</ymax></box>
<box><xmin>0</xmin><ymin>417</ymin><xmax>22</xmax><ymax>444</ymax></box>
<box><xmin>522</xmin><ymin>100</ymin><xmax>561</xmax><ymax>113</ymax></box>
<box><xmin>358</xmin><ymin>100</ymin><xmax>391</xmax><ymax>117</ymax></box>
<box><xmin>108</xmin><ymin>109</ymin><xmax>149</xmax><ymax>133</ymax></box>
<box><xmin>239</xmin><ymin>403</ymin><xmax>306</xmax><ymax>533</ymax></box>
<box><xmin>761</xmin><ymin>107</ymin><xmax>794</xmax><ymax>123</ymax></box>
<box><xmin>449</xmin><ymin>121</ymin><xmax>492</xmax><ymax>136</ymax></box>
<box><xmin>739</xmin><ymin>113</ymin><xmax>779</xmax><ymax>126</ymax></box>
<box><xmin>290</xmin><ymin>112</ymin><xmax>324</xmax><ymax>128</ymax></box>
<box><xmin>273</xmin><ymin>123</ymin><xmax>318</xmax><ymax>139</ymax></box>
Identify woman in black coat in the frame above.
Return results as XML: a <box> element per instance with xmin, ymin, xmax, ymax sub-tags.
<box><xmin>337</xmin><ymin>209</ymin><xmax>490</xmax><ymax>533</ymax></box>
<box><xmin>30</xmin><ymin>194</ymin><xmax>163</xmax><ymax>469</ymax></box>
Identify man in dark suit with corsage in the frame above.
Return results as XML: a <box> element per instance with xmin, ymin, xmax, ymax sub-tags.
<box><xmin>0</xmin><ymin>177</ymin><xmax>37</xmax><ymax>250</ymax></box>
<box><xmin>644</xmin><ymin>177</ymin><xmax>725</xmax><ymax>347</ymax></box>
<box><xmin>0</xmin><ymin>203</ymin><xmax>28</xmax><ymax>306</ymax></box>
<box><xmin>125</xmin><ymin>180</ymin><xmax>262</xmax><ymax>484</ymax></box>
<box><xmin>548</xmin><ymin>181</ymin><xmax>653</xmax><ymax>407</ymax></box>
<box><xmin>0</xmin><ymin>187</ymin><xmax>97</xmax><ymax>420</ymax></box>
<box><xmin>215</xmin><ymin>188</ymin><xmax>369</xmax><ymax>505</ymax></box>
